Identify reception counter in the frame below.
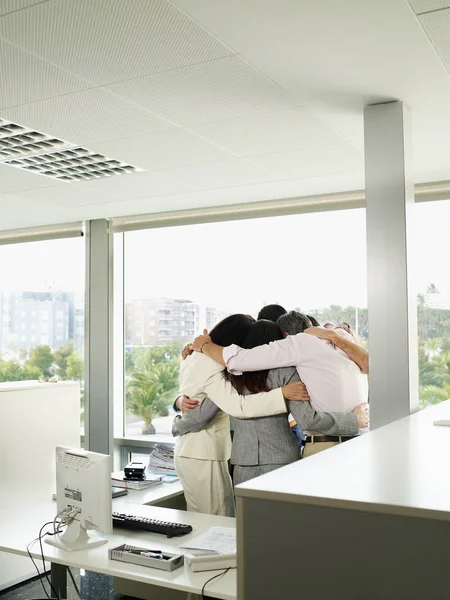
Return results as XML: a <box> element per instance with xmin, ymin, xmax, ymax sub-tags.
<box><xmin>236</xmin><ymin>401</ymin><xmax>450</xmax><ymax>600</ymax></box>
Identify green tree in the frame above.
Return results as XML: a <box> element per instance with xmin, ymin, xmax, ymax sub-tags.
<box><xmin>125</xmin><ymin>341</ymin><xmax>183</xmax><ymax>434</ymax></box>
<box><xmin>66</xmin><ymin>352</ymin><xmax>84</xmax><ymax>381</ymax></box>
<box><xmin>0</xmin><ymin>359</ymin><xmax>42</xmax><ymax>382</ymax></box>
<box><xmin>26</xmin><ymin>345</ymin><xmax>54</xmax><ymax>379</ymax></box>
<box><xmin>126</xmin><ymin>368</ymin><xmax>171</xmax><ymax>434</ymax></box>
<box><xmin>53</xmin><ymin>341</ymin><xmax>74</xmax><ymax>380</ymax></box>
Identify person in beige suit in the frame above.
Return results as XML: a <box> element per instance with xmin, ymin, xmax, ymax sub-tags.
<box><xmin>174</xmin><ymin>314</ymin><xmax>309</xmax><ymax>517</ymax></box>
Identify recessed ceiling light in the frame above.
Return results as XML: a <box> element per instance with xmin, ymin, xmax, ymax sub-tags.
<box><xmin>0</xmin><ymin>118</ymin><xmax>143</xmax><ymax>181</ymax></box>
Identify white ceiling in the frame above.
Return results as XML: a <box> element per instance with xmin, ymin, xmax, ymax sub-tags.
<box><xmin>1</xmin><ymin>0</ymin><xmax>450</xmax><ymax>230</ymax></box>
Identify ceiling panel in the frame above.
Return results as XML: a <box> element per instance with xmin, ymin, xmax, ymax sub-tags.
<box><xmin>153</xmin><ymin>159</ymin><xmax>281</xmax><ymax>191</ymax></box>
<box><xmin>408</xmin><ymin>0</ymin><xmax>450</xmax><ymax>14</ymax></box>
<box><xmin>419</xmin><ymin>9</ymin><xmax>450</xmax><ymax>76</ymax></box>
<box><xmin>107</xmin><ymin>55</ymin><xmax>297</xmax><ymax>127</ymax></box>
<box><xmin>0</xmin><ymin>0</ymin><xmax>234</xmax><ymax>86</ymax></box>
<box><xmin>0</xmin><ymin>88</ymin><xmax>174</xmax><ymax>146</ymax></box>
<box><xmin>0</xmin><ymin>38</ymin><xmax>91</xmax><ymax>110</ymax></box>
<box><xmin>249</xmin><ymin>143</ymin><xmax>363</xmax><ymax>180</ymax></box>
<box><xmin>0</xmin><ymin>0</ymin><xmax>47</xmax><ymax>16</ymax></box>
<box><xmin>88</xmin><ymin>129</ymin><xmax>235</xmax><ymax>171</ymax></box>
<box><xmin>7</xmin><ymin>181</ymin><xmax>120</xmax><ymax>208</ymax></box>
<box><xmin>72</xmin><ymin>171</ymin><xmax>198</xmax><ymax>200</ymax></box>
<box><xmin>0</xmin><ymin>163</ymin><xmax>62</xmax><ymax>193</ymax></box>
<box><xmin>188</xmin><ymin>108</ymin><xmax>345</xmax><ymax>157</ymax></box>
<box><xmin>60</xmin><ymin>170</ymin><xmax>366</xmax><ymax>223</ymax></box>
<box><xmin>0</xmin><ymin>192</ymin><xmax>66</xmax><ymax>230</ymax></box>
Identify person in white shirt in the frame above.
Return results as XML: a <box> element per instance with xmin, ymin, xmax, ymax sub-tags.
<box><xmin>175</xmin><ymin>313</ymin><xmax>310</xmax><ymax>517</ymax></box>
<box><xmin>191</xmin><ymin>311</ymin><xmax>369</xmax><ymax>458</ymax></box>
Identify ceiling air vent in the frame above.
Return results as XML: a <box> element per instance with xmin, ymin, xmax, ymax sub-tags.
<box><xmin>0</xmin><ymin>118</ymin><xmax>141</xmax><ymax>181</ymax></box>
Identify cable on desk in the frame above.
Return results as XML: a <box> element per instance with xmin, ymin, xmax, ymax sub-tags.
<box><xmin>201</xmin><ymin>567</ymin><xmax>231</xmax><ymax>598</ymax></box>
<box><xmin>38</xmin><ymin>521</ymin><xmax>63</xmax><ymax>600</ymax></box>
<box><xmin>26</xmin><ymin>521</ymin><xmax>62</xmax><ymax>600</ymax></box>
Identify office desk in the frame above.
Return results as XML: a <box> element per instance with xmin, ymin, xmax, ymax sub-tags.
<box><xmin>122</xmin><ymin>480</ymin><xmax>184</xmax><ymax>508</ymax></box>
<box><xmin>236</xmin><ymin>401</ymin><xmax>450</xmax><ymax>600</ymax></box>
<box><xmin>0</xmin><ymin>498</ymin><xmax>236</xmax><ymax>600</ymax></box>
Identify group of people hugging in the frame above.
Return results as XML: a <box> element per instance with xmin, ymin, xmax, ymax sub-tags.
<box><xmin>172</xmin><ymin>304</ymin><xmax>369</xmax><ymax>517</ymax></box>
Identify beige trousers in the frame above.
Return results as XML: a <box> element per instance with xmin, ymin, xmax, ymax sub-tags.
<box><xmin>303</xmin><ymin>441</ymin><xmax>339</xmax><ymax>458</ymax></box>
<box><xmin>175</xmin><ymin>455</ymin><xmax>235</xmax><ymax>517</ymax></box>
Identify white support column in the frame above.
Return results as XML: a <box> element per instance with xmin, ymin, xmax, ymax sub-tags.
<box><xmin>84</xmin><ymin>219</ymin><xmax>114</xmax><ymax>454</ymax></box>
<box><xmin>364</xmin><ymin>101</ymin><xmax>419</xmax><ymax>429</ymax></box>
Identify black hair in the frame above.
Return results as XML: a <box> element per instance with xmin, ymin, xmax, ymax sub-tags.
<box><xmin>307</xmin><ymin>315</ymin><xmax>320</xmax><ymax>327</ymax></box>
<box><xmin>226</xmin><ymin>320</ymin><xmax>283</xmax><ymax>395</ymax></box>
<box><xmin>209</xmin><ymin>313</ymin><xmax>255</xmax><ymax>348</ymax></box>
<box><xmin>257</xmin><ymin>304</ymin><xmax>287</xmax><ymax>323</ymax></box>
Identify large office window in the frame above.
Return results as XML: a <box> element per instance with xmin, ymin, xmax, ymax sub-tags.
<box><xmin>122</xmin><ymin>208</ymin><xmax>367</xmax><ymax>438</ymax></box>
<box><xmin>415</xmin><ymin>200</ymin><xmax>450</xmax><ymax>409</ymax></box>
<box><xmin>0</xmin><ymin>237</ymin><xmax>85</xmax><ymax>425</ymax></box>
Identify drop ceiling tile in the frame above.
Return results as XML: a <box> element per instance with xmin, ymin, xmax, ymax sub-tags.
<box><xmin>249</xmin><ymin>144</ymin><xmax>363</xmax><ymax>180</ymax></box>
<box><xmin>88</xmin><ymin>129</ymin><xmax>235</xmax><ymax>171</ymax></box>
<box><xmin>0</xmin><ymin>88</ymin><xmax>174</xmax><ymax>146</ymax></box>
<box><xmin>107</xmin><ymin>55</ymin><xmax>296</xmax><ymax>127</ymax></box>
<box><xmin>0</xmin><ymin>0</ymin><xmax>46</xmax><ymax>16</ymax></box>
<box><xmin>73</xmin><ymin>170</ymin><xmax>197</xmax><ymax>200</ymax></box>
<box><xmin>408</xmin><ymin>0</ymin><xmax>450</xmax><ymax>14</ymax></box>
<box><xmin>8</xmin><ymin>181</ymin><xmax>119</xmax><ymax>207</ymax></box>
<box><xmin>155</xmin><ymin>159</ymin><xmax>280</xmax><ymax>191</ymax></box>
<box><xmin>71</xmin><ymin>171</ymin><xmax>366</xmax><ymax>220</ymax></box>
<box><xmin>188</xmin><ymin>108</ymin><xmax>345</xmax><ymax>157</ymax></box>
<box><xmin>0</xmin><ymin>163</ymin><xmax>63</xmax><ymax>193</ymax></box>
<box><xmin>0</xmin><ymin>192</ymin><xmax>66</xmax><ymax>229</ymax></box>
<box><xmin>419</xmin><ymin>9</ymin><xmax>450</xmax><ymax>76</ymax></box>
<box><xmin>0</xmin><ymin>39</ymin><xmax>91</xmax><ymax>110</ymax></box>
<box><xmin>0</xmin><ymin>0</ymin><xmax>234</xmax><ymax>85</ymax></box>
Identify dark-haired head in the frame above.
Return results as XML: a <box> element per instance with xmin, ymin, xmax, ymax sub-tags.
<box><xmin>209</xmin><ymin>313</ymin><xmax>255</xmax><ymax>348</ymax></box>
<box><xmin>277</xmin><ymin>311</ymin><xmax>312</xmax><ymax>336</ymax></box>
<box><xmin>307</xmin><ymin>315</ymin><xmax>320</xmax><ymax>327</ymax></box>
<box><xmin>257</xmin><ymin>304</ymin><xmax>287</xmax><ymax>323</ymax></box>
<box><xmin>242</xmin><ymin>319</ymin><xmax>284</xmax><ymax>349</ymax></box>
<box><xmin>227</xmin><ymin>320</ymin><xmax>283</xmax><ymax>395</ymax></box>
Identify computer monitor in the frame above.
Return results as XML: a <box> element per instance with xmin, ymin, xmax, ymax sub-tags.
<box><xmin>46</xmin><ymin>446</ymin><xmax>112</xmax><ymax>552</ymax></box>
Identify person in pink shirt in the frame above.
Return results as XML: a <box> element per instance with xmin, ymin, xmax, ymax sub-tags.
<box><xmin>192</xmin><ymin>311</ymin><xmax>369</xmax><ymax>457</ymax></box>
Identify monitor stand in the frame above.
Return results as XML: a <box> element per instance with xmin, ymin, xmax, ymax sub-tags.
<box><xmin>46</xmin><ymin>519</ymin><xmax>108</xmax><ymax>552</ymax></box>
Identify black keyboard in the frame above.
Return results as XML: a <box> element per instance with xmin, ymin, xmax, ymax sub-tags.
<box><xmin>112</xmin><ymin>512</ymin><xmax>193</xmax><ymax>538</ymax></box>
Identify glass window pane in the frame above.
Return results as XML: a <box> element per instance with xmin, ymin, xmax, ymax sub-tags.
<box><xmin>123</xmin><ymin>208</ymin><xmax>367</xmax><ymax>438</ymax></box>
<box><xmin>416</xmin><ymin>200</ymin><xmax>450</xmax><ymax>410</ymax></box>
<box><xmin>0</xmin><ymin>237</ymin><xmax>85</xmax><ymax>430</ymax></box>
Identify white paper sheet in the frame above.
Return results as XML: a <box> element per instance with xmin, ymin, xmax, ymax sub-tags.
<box><xmin>179</xmin><ymin>526</ymin><xmax>236</xmax><ymax>554</ymax></box>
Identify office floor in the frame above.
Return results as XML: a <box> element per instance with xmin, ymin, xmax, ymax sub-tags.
<box><xmin>0</xmin><ymin>569</ymin><xmax>136</xmax><ymax>600</ymax></box>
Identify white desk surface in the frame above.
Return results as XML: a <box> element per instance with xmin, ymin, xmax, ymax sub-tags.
<box><xmin>236</xmin><ymin>401</ymin><xmax>450</xmax><ymax>522</ymax></box>
<box><xmin>0</xmin><ymin>499</ymin><xmax>236</xmax><ymax>600</ymax></box>
<box><xmin>0</xmin><ymin>380</ymin><xmax>79</xmax><ymax>392</ymax></box>
<box><xmin>121</xmin><ymin>481</ymin><xmax>184</xmax><ymax>505</ymax></box>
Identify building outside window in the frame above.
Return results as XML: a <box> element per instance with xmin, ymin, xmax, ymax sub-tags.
<box><xmin>0</xmin><ymin>237</ymin><xmax>85</xmax><ymax>427</ymax></box>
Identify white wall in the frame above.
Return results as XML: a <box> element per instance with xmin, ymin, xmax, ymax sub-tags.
<box><xmin>0</xmin><ymin>381</ymin><xmax>80</xmax><ymax>591</ymax></box>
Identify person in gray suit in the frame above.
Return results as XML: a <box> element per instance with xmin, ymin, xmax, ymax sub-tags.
<box><xmin>173</xmin><ymin>320</ymin><xmax>367</xmax><ymax>486</ymax></box>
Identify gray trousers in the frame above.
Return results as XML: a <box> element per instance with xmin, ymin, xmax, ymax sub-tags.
<box><xmin>232</xmin><ymin>464</ymin><xmax>286</xmax><ymax>486</ymax></box>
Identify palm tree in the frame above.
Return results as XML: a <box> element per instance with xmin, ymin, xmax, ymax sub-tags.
<box><xmin>151</xmin><ymin>362</ymin><xmax>179</xmax><ymax>413</ymax></box>
<box><xmin>126</xmin><ymin>368</ymin><xmax>165</xmax><ymax>434</ymax></box>
<box><xmin>126</xmin><ymin>361</ymin><xmax>179</xmax><ymax>434</ymax></box>
<box><xmin>420</xmin><ymin>383</ymin><xmax>450</xmax><ymax>409</ymax></box>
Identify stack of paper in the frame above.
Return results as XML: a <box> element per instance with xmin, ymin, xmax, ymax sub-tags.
<box><xmin>179</xmin><ymin>527</ymin><xmax>236</xmax><ymax>555</ymax></box>
<box><xmin>111</xmin><ymin>471</ymin><xmax>163</xmax><ymax>491</ymax></box>
<box><xmin>179</xmin><ymin>527</ymin><xmax>237</xmax><ymax>572</ymax></box>
<box><xmin>148</xmin><ymin>443</ymin><xmax>176</xmax><ymax>474</ymax></box>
